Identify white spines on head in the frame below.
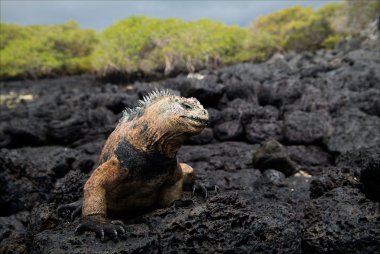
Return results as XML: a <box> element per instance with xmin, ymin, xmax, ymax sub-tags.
<box><xmin>137</xmin><ymin>89</ymin><xmax>176</xmax><ymax>107</ymax></box>
<box><xmin>119</xmin><ymin>89</ymin><xmax>178</xmax><ymax>124</ymax></box>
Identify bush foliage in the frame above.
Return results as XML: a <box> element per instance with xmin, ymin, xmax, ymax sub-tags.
<box><xmin>244</xmin><ymin>5</ymin><xmax>341</xmax><ymax>60</ymax></box>
<box><xmin>92</xmin><ymin>17</ymin><xmax>248</xmax><ymax>76</ymax></box>
<box><xmin>0</xmin><ymin>1</ymin><xmax>378</xmax><ymax>80</ymax></box>
<box><xmin>0</xmin><ymin>21</ymin><xmax>97</xmax><ymax>79</ymax></box>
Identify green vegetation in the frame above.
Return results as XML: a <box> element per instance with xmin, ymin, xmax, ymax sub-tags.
<box><xmin>0</xmin><ymin>21</ymin><xmax>97</xmax><ymax>79</ymax></box>
<box><xmin>243</xmin><ymin>3</ymin><xmax>349</xmax><ymax>60</ymax></box>
<box><xmin>92</xmin><ymin>17</ymin><xmax>248</xmax><ymax>76</ymax></box>
<box><xmin>0</xmin><ymin>0</ymin><xmax>378</xmax><ymax>80</ymax></box>
<box><xmin>246</xmin><ymin>7</ymin><xmax>331</xmax><ymax>53</ymax></box>
<box><xmin>342</xmin><ymin>0</ymin><xmax>380</xmax><ymax>35</ymax></box>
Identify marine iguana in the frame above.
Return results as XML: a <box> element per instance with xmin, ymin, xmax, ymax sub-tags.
<box><xmin>58</xmin><ymin>90</ymin><xmax>209</xmax><ymax>241</ymax></box>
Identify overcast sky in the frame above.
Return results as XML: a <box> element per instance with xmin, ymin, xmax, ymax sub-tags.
<box><xmin>1</xmin><ymin>1</ymin><xmax>338</xmax><ymax>30</ymax></box>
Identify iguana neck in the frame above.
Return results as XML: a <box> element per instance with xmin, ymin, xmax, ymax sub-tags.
<box><xmin>125</xmin><ymin>118</ymin><xmax>185</xmax><ymax>158</ymax></box>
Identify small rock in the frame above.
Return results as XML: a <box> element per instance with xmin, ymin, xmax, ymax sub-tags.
<box><xmin>253</xmin><ymin>139</ymin><xmax>299</xmax><ymax>176</ymax></box>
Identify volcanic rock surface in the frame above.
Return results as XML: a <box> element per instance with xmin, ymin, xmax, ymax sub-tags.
<box><xmin>1</xmin><ymin>39</ymin><xmax>379</xmax><ymax>253</ymax></box>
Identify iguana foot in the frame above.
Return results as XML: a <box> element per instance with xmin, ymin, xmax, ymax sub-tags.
<box><xmin>57</xmin><ymin>199</ymin><xmax>83</xmax><ymax>221</ymax></box>
<box><xmin>192</xmin><ymin>183</ymin><xmax>208</xmax><ymax>199</ymax></box>
<box><xmin>75</xmin><ymin>215</ymin><xmax>126</xmax><ymax>242</ymax></box>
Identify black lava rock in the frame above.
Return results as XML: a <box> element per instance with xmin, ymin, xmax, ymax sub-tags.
<box><xmin>0</xmin><ymin>146</ymin><xmax>83</xmax><ymax>215</ymax></box>
<box><xmin>214</xmin><ymin>120</ymin><xmax>243</xmax><ymax>141</ymax></box>
<box><xmin>303</xmin><ymin>187</ymin><xmax>380</xmax><ymax>254</ymax></box>
<box><xmin>245</xmin><ymin>120</ymin><xmax>283</xmax><ymax>144</ymax></box>
<box><xmin>0</xmin><ymin>215</ymin><xmax>28</xmax><ymax>254</ymax></box>
<box><xmin>253</xmin><ymin>139</ymin><xmax>299</xmax><ymax>176</ymax></box>
<box><xmin>283</xmin><ymin>110</ymin><xmax>332</xmax><ymax>145</ymax></box>
<box><xmin>336</xmin><ymin>145</ymin><xmax>380</xmax><ymax>201</ymax></box>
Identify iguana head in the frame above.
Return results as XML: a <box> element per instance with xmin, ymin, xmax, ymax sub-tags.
<box><xmin>146</xmin><ymin>94</ymin><xmax>209</xmax><ymax>133</ymax></box>
<box><xmin>121</xmin><ymin>90</ymin><xmax>209</xmax><ymax>157</ymax></box>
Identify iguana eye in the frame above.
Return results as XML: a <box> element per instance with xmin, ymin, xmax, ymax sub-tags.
<box><xmin>182</xmin><ymin>103</ymin><xmax>192</xmax><ymax>110</ymax></box>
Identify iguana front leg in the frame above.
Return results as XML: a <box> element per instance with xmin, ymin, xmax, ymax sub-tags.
<box><xmin>180</xmin><ymin>162</ymin><xmax>209</xmax><ymax>198</ymax></box>
<box><xmin>180</xmin><ymin>163</ymin><xmax>196</xmax><ymax>188</ymax></box>
<box><xmin>159</xmin><ymin>163</ymin><xmax>206</xmax><ymax>208</ymax></box>
<box><xmin>76</xmin><ymin>157</ymin><xmax>128</xmax><ymax>241</ymax></box>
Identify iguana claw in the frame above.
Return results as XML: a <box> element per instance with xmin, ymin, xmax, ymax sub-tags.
<box><xmin>192</xmin><ymin>183</ymin><xmax>208</xmax><ymax>199</ymax></box>
<box><xmin>57</xmin><ymin>199</ymin><xmax>83</xmax><ymax>221</ymax></box>
<box><xmin>75</xmin><ymin>215</ymin><xmax>126</xmax><ymax>242</ymax></box>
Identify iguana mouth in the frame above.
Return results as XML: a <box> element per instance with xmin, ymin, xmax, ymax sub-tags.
<box><xmin>185</xmin><ymin>116</ymin><xmax>209</xmax><ymax>126</ymax></box>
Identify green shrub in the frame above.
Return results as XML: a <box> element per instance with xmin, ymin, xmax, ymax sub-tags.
<box><xmin>317</xmin><ymin>2</ymin><xmax>344</xmax><ymax>22</ymax></box>
<box><xmin>242</xmin><ymin>31</ymin><xmax>281</xmax><ymax>61</ymax></box>
<box><xmin>0</xmin><ymin>23</ymin><xmax>29</xmax><ymax>50</ymax></box>
<box><xmin>0</xmin><ymin>21</ymin><xmax>97</xmax><ymax>79</ymax></box>
<box><xmin>318</xmin><ymin>1</ymin><xmax>379</xmax><ymax>38</ymax></box>
<box><xmin>0</xmin><ymin>35</ymin><xmax>60</xmax><ymax>78</ymax></box>
<box><xmin>343</xmin><ymin>0</ymin><xmax>380</xmax><ymax>35</ymax></box>
<box><xmin>244</xmin><ymin>6</ymin><xmax>338</xmax><ymax>61</ymax></box>
<box><xmin>92</xmin><ymin>16</ymin><xmax>248</xmax><ymax>76</ymax></box>
<box><xmin>322</xmin><ymin>34</ymin><xmax>344</xmax><ymax>49</ymax></box>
